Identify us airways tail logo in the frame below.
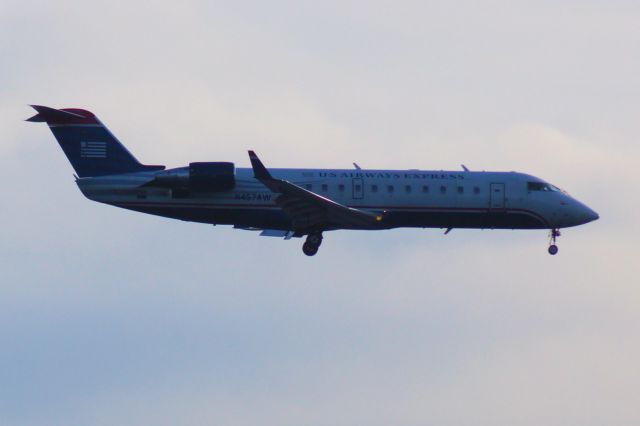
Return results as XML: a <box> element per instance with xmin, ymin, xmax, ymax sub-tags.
<box><xmin>80</xmin><ymin>141</ymin><xmax>107</xmax><ymax>158</ymax></box>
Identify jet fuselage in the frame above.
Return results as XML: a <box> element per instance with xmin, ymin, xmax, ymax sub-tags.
<box><xmin>77</xmin><ymin>167</ymin><xmax>598</xmax><ymax>231</ymax></box>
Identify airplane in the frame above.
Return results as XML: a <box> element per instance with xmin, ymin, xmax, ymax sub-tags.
<box><xmin>27</xmin><ymin>105</ymin><xmax>599</xmax><ymax>256</ymax></box>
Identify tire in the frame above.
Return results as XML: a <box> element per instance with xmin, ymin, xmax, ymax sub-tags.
<box><xmin>548</xmin><ymin>245</ymin><xmax>559</xmax><ymax>255</ymax></box>
<box><xmin>307</xmin><ymin>234</ymin><xmax>322</xmax><ymax>245</ymax></box>
<box><xmin>303</xmin><ymin>242</ymin><xmax>319</xmax><ymax>256</ymax></box>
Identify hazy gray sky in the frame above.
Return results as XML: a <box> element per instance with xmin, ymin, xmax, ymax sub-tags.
<box><xmin>1</xmin><ymin>1</ymin><xmax>639</xmax><ymax>425</ymax></box>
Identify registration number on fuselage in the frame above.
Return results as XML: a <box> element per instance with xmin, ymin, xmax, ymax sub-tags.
<box><xmin>234</xmin><ymin>192</ymin><xmax>272</xmax><ymax>201</ymax></box>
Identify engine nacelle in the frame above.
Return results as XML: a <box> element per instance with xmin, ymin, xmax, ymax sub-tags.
<box><xmin>150</xmin><ymin>162</ymin><xmax>235</xmax><ymax>192</ymax></box>
<box><xmin>188</xmin><ymin>162</ymin><xmax>235</xmax><ymax>191</ymax></box>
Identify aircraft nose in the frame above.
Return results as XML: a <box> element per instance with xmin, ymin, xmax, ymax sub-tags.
<box><xmin>559</xmin><ymin>198</ymin><xmax>599</xmax><ymax>227</ymax></box>
<box><xmin>585</xmin><ymin>206</ymin><xmax>599</xmax><ymax>223</ymax></box>
<box><xmin>575</xmin><ymin>202</ymin><xmax>599</xmax><ymax>225</ymax></box>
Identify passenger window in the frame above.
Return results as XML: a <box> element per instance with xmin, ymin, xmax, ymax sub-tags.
<box><xmin>457</xmin><ymin>186</ymin><xmax>464</xmax><ymax>194</ymax></box>
<box><xmin>405</xmin><ymin>185</ymin><xmax>412</xmax><ymax>193</ymax></box>
<box><xmin>473</xmin><ymin>186</ymin><xmax>480</xmax><ymax>195</ymax></box>
<box><xmin>440</xmin><ymin>185</ymin><xmax>447</xmax><ymax>194</ymax></box>
<box><xmin>371</xmin><ymin>184</ymin><xmax>378</xmax><ymax>193</ymax></box>
<box><xmin>422</xmin><ymin>185</ymin><xmax>429</xmax><ymax>193</ymax></box>
<box><xmin>387</xmin><ymin>185</ymin><xmax>394</xmax><ymax>193</ymax></box>
<box><xmin>321</xmin><ymin>184</ymin><xmax>328</xmax><ymax>191</ymax></box>
<box><xmin>338</xmin><ymin>184</ymin><xmax>345</xmax><ymax>192</ymax></box>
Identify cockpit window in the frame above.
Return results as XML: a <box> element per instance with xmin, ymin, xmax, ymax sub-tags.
<box><xmin>527</xmin><ymin>182</ymin><xmax>561</xmax><ymax>192</ymax></box>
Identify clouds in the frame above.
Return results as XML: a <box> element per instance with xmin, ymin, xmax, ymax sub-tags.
<box><xmin>1</xmin><ymin>1</ymin><xmax>639</xmax><ymax>425</ymax></box>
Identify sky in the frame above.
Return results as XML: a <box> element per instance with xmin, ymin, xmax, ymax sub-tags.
<box><xmin>1</xmin><ymin>1</ymin><xmax>639</xmax><ymax>425</ymax></box>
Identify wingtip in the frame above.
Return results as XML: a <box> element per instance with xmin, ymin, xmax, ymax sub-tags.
<box><xmin>248</xmin><ymin>150</ymin><xmax>272</xmax><ymax>180</ymax></box>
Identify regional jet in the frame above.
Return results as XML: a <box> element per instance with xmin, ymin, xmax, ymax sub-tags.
<box><xmin>27</xmin><ymin>105</ymin><xmax>599</xmax><ymax>256</ymax></box>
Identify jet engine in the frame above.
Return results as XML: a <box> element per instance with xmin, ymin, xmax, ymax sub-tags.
<box><xmin>149</xmin><ymin>162</ymin><xmax>235</xmax><ymax>192</ymax></box>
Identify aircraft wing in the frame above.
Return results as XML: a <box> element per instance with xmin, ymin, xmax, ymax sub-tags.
<box><xmin>248</xmin><ymin>151</ymin><xmax>384</xmax><ymax>231</ymax></box>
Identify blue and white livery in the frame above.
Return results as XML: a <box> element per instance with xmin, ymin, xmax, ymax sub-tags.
<box><xmin>28</xmin><ymin>105</ymin><xmax>598</xmax><ymax>256</ymax></box>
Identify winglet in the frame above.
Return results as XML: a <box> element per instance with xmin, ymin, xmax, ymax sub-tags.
<box><xmin>248</xmin><ymin>150</ymin><xmax>273</xmax><ymax>180</ymax></box>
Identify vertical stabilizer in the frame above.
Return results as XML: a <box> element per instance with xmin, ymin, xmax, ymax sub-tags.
<box><xmin>27</xmin><ymin>105</ymin><xmax>164</xmax><ymax>177</ymax></box>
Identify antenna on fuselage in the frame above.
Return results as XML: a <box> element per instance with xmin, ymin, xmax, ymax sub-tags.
<box><xmin>461</xmin><ymin>164</ymin><xmax>469</xmax><ymax>172</ymax></box>
<box><xmin>353</xmin><ymin>162</ymin><xmax>361</xmax><ymax>170</ymax></box>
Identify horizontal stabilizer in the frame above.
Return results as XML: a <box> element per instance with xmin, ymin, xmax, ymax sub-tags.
<box><xmin>26</xmin><ymin>105</ymin><xmax>99</xmax><ymax>125</ymax></box>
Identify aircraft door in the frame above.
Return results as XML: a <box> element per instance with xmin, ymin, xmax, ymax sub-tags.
<box><xmin>490</xmin><ymin>183</ymin><xmax>505</xmax><ymax>209</ymax></box>
<box><xmin>352</xmin><ymin>178</ymin><xmax>364</xmax><ymax>199</ymax></box>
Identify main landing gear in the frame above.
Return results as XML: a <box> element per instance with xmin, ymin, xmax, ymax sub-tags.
<box><xmin>302</xmin><ymin>232</ymin><xmax>323</xmax><ymax>256</ymax></box>
<box><xmin>548</xmin><ymin>228</ymin><xmax>561</xmax><ymax>255</ymax></box>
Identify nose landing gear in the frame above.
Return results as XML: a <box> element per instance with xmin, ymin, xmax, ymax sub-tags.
<box><xmin>302</xmin><ymin>232</ymin><xmax>323</xmax><ymax>256</ymax></box>
<box><xmin>548</xmin><ymin>228</ymin><xmax>561</xmax><ymax>255</ymax></box>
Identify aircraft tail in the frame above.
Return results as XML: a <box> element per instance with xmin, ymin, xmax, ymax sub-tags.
<box><xmin>27</xmin><ymin>105</ymin><xmax>164</xmax><ymax>177</ymax></box>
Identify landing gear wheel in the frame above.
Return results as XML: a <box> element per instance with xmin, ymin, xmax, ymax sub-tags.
<box><xmin>307</xmin><ymin>233</ymin><xmax>322</xmax><ymax>246</ymax></box>
<box><xmin>302</xmin><ymin>242</ymin><xmax>319</xmax><ymax>256</ymax></box>
<box><xmin>547</xmin><ymin>228</ymin><xmax>561</xmax><ymax>255</ymax></box>
<box><xmin>302</xmin><ymin>232</ymin><xmax>323</xmax><ymax>256</ymax></box>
